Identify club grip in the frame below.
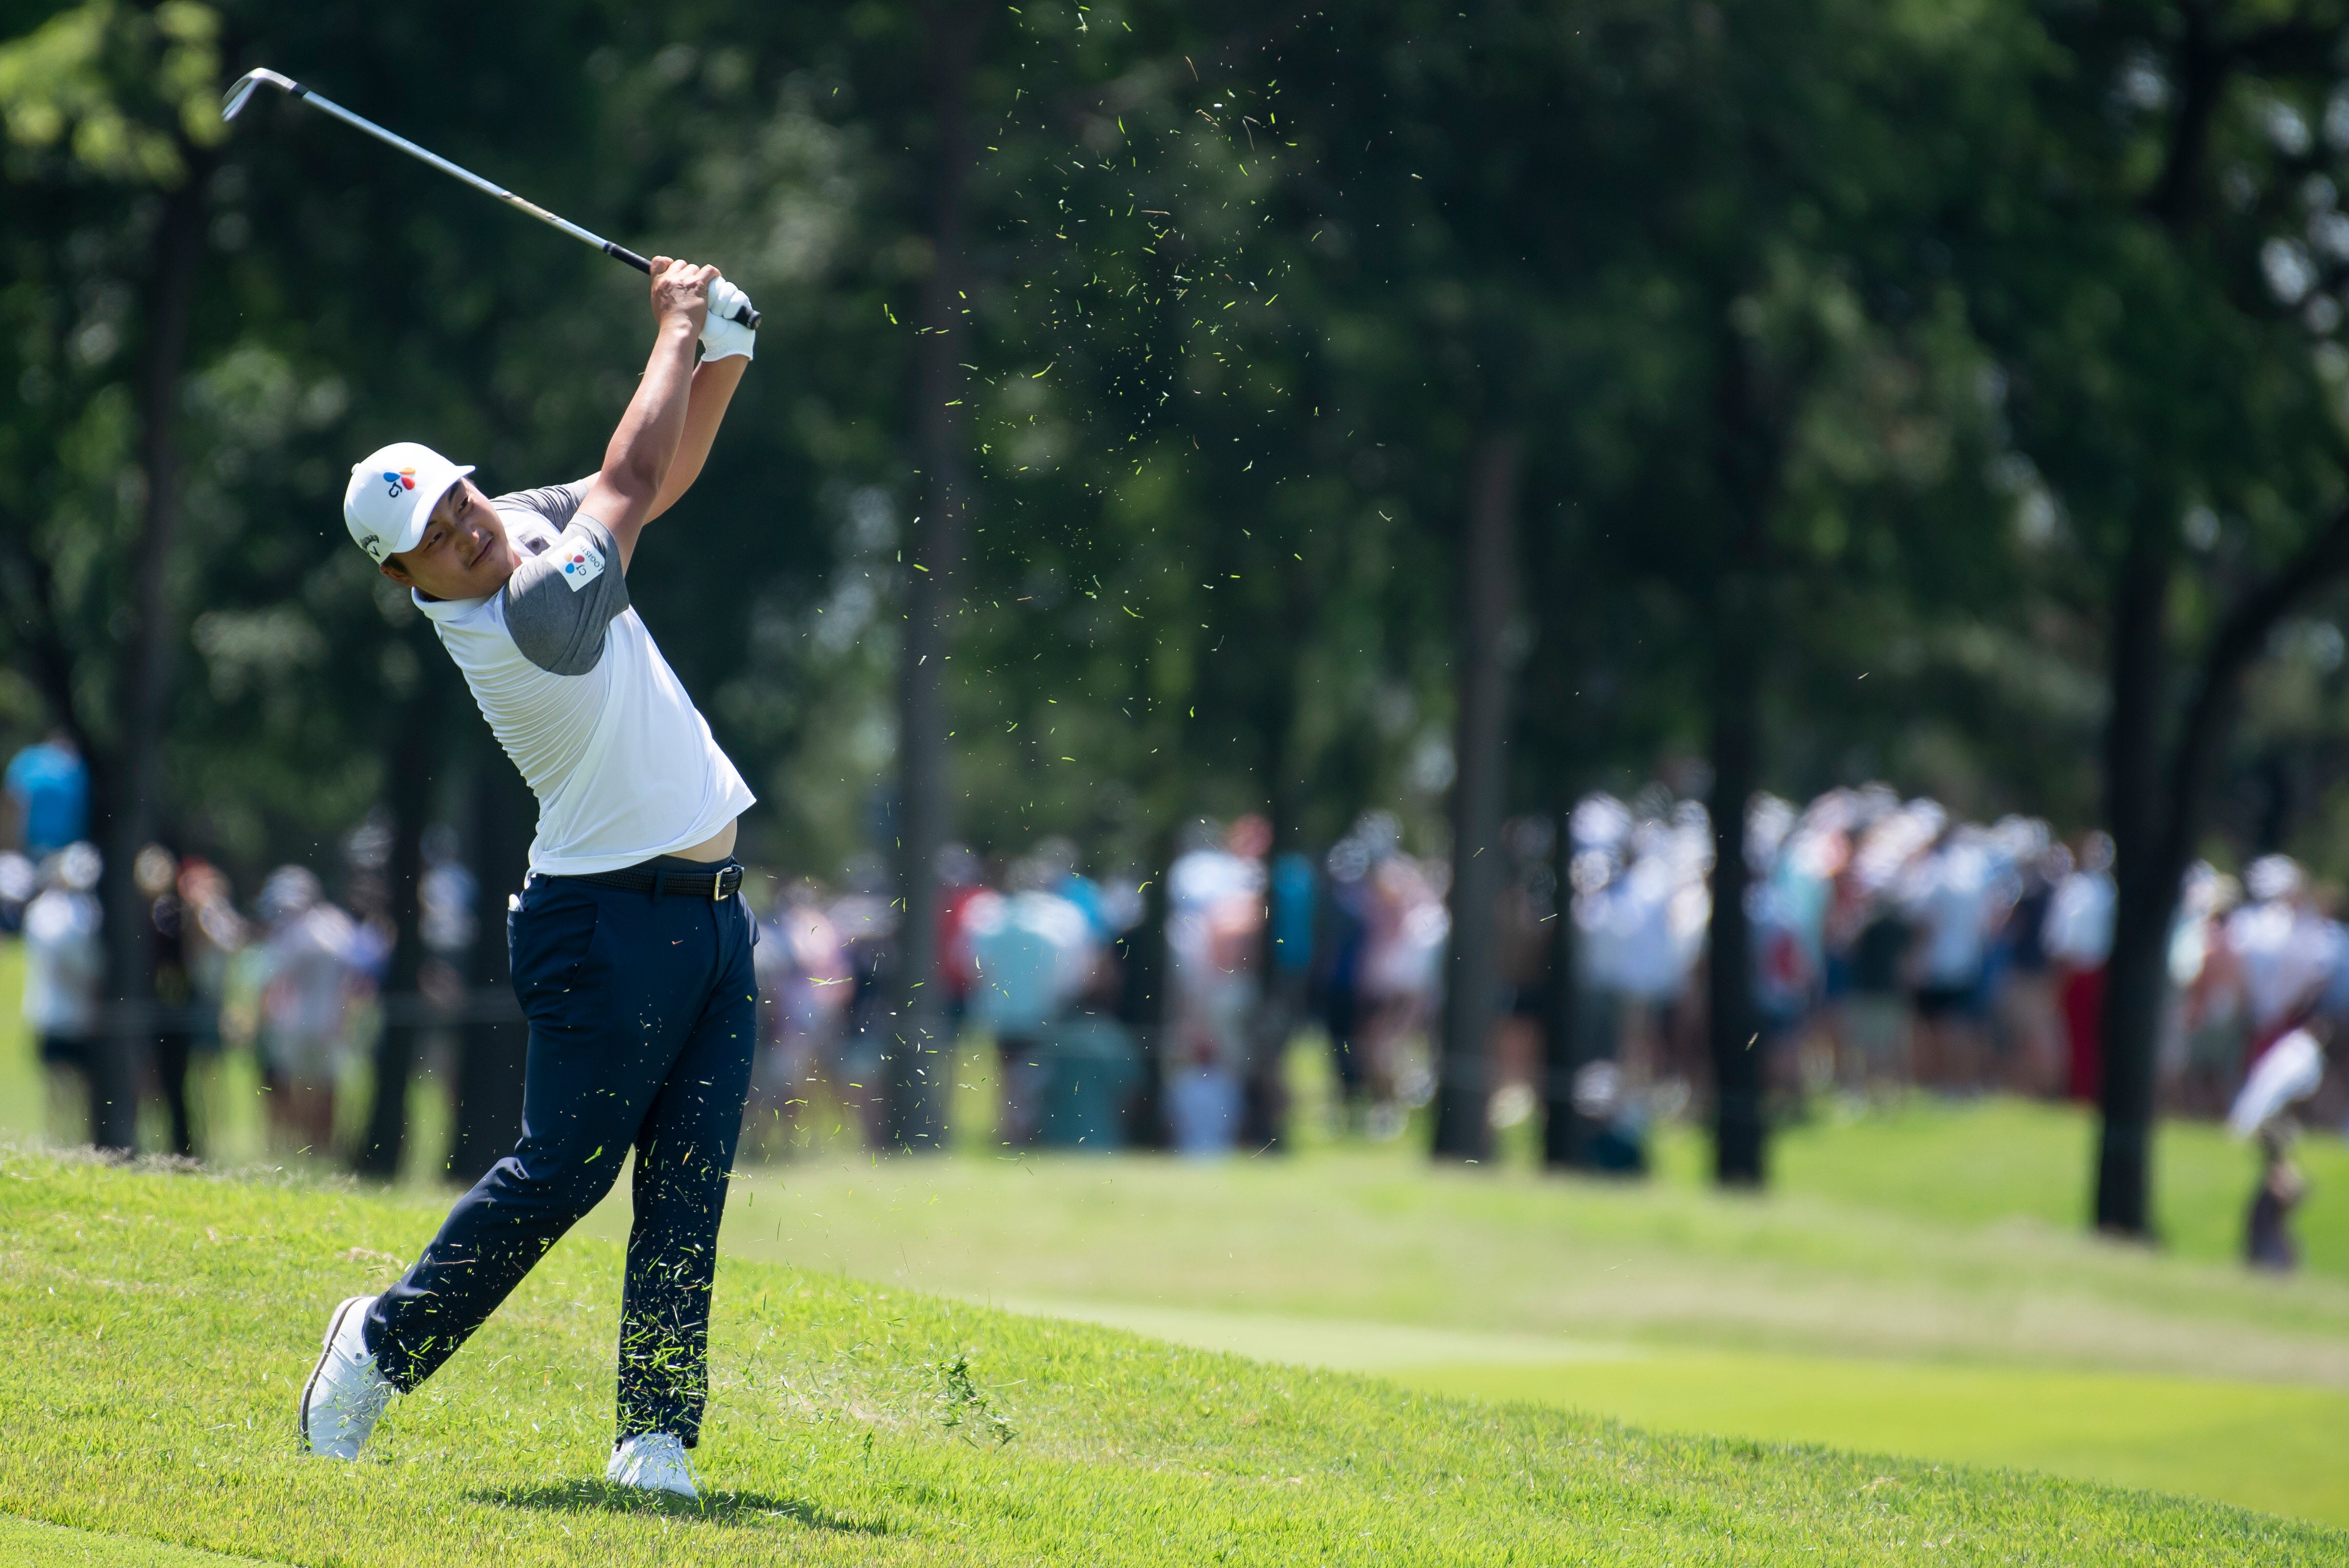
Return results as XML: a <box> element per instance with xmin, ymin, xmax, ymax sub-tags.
<box><xmin>605</xmin><ymin>243</ymin><xmax>760</xmax><ymax>328</ymax></box>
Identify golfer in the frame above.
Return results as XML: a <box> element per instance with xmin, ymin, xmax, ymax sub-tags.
<box><xmin>299</xmin><ymin>258</ymin><xmax>760</xmax><ymax>1500</ymax></box>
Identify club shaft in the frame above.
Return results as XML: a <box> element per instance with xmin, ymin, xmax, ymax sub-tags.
<box><xmin>262</xmin><ymin>78</ymin><xmax>754</xmax><ymax>326</ymax></box>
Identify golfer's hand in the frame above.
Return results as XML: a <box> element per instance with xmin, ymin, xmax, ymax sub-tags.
<box><xmin>648</xmin><ymin>257</ymin><xmax>715</xmax><ymax>335</ymax></box>
<box><xmin>701</xmin><ymin>277</ymin><xmax>756</xmax><ymax>362</ymax></box>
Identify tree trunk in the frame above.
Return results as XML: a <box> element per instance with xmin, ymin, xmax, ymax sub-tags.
<box><xmin>1542</xmin><ymin>776</ymin><xmax>1588</xmax><ymax>1168</ymax></box>
<box><xmin>1119</xmin><ymin>827</ymin><xmax>1173</xmax><ymax>1150</ymax></box>
<box><xmin>355</xmin><ymin>682</ymin><xmax>438</xmax><ymax>1179</ymax></box>
<box><xmin>2095</xmin><ymin>498</ymin><xmax>2349</xmax><ymax>1233</ymax></box>
<box><xmin>1431</xmin><ymin>432</ymin><xmax>1519</xmax><ymax>1162</ymax></box>
<box><xmin>91</xmin><ymin>167</ymin><xmax>207</xmax><ymax>1153</ymax></box>
<box><xmin>885</xmin><ymin>1</ymin><xmax>986</xmax><ymax>1154</ymax></box>
<box><xmin>2081</xmin><ymin>8</ymin><xmax>2349</xmax><ymax>1237</ymax></box>
<box><xmin>2092</xmin><ymin>525</ymin><xmax>2170</xmax><ymax>1234</ymax></box>
<box><xmin>451</xmin><ymin>758</ymin><xmax>531</xmax><ymax>1183</ymax></box>
<box><xmin>1706</xmin><ymin>584</ymin><xmax>1765</xmax><ymax>1188</ymax></box>
<box><xmin>1705</xmin><ymin>325</ymin><xmax>1780</xmax><ymax>1190</ymax></box>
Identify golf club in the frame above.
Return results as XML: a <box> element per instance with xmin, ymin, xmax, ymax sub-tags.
<box><xmin>221</xmin><ymin>67</ymin><xmax>759</xmax><ymax>330</ymax></box>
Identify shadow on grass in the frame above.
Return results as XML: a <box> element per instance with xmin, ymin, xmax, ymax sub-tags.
<box><xmin>469</xmin><ymin>1480</ymin><xmax>895</xmax><ymax>1534</ymax></box>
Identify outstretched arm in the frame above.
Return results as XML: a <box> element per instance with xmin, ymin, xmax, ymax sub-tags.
<box><xmin>644</xmin><ymin>354</ymin><xmax>749</xmax><ymax>524</ymax></box>
<box><xmin>581</xmin><ymin>256</ymin><xmax>712</xmax><ymax>569</ymax></box>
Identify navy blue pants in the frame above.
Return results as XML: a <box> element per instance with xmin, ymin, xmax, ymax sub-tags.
<box><xmin>364</xmin><ymin>861</ymin><xmax>757</xmax><ymax>1447</ymax></box>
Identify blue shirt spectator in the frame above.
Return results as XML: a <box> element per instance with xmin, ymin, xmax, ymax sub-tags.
<box><xmin>1270</xmin><ymin>852</ymin><xmax>1317</xmax><ymax>974</ymax></box>
<box><xmin>6</xmin><ymin>736</ymin><xmax>89</xmax><ymax>858</ymax></box>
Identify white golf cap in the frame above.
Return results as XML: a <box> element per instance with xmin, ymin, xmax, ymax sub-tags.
<box><xmin>343</xmin><ymin>441</ymin><xmax>474</xmax><ymax>565</ymax></box>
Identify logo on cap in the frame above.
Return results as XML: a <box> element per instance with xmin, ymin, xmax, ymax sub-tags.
<box><xmin>381</xmin><ymin>466</ymin><xmax>417</xmax><ymax>499</ymax></box>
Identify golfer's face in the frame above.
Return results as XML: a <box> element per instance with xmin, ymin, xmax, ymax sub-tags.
<box><xmin>385</xmin><ymin>480</ymin><xmax>513</xmax><ymax>601</ymax></box>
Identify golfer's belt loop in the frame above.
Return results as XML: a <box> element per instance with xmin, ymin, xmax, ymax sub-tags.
<box><xmin>651</xmin><ymin>870</ymin><xmax>666</xmax><ymax>902</ymax></box>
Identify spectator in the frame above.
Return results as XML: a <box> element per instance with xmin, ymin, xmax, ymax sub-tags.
<box><xmin>2229</xmin><ymin>1025</ymin><xmax>2326</xmax><ymax>1272</ymax></box>
<box><xmin>1842</xmin><ymin>899</ymin><xmax>1914</xmax><ymax>1097</ymax></box>
<box><xmin>254</xmin><ymin>864</ymin><xmax>362</xmax><ymax>1157</ymax></box>
<box><xmin>2227</xmin><ymin>856</ymin><xmax>2334</xmax><ymax>1072</ymax></box>
<box><xmin>0</xmin><ymin>848</ymin><xmax>33</xmax><ymax>935</ymax></box>
<box><xmin>1316</xmin><ymin>830</ymin><xmax>1376</xmax><ymax>1122</ymax></box>
<box><xmin>136</xmin><ymin>844</ymin><xmax>200</xmax><ymax>1158</ymax></box>
<box><xmin>2046</xmin><ymin>831</ymin><xmax>2116</xmax><ymax>1102</ymax></box>
<box><xmin>829</xmin><ymin>854</ymin><xmax>899</xmax><ymax>1146</ymax></box>
<box><xmin>2170</xmin><ymin>863</ymin><xmax>2245</xmax><ymax>1118</ymax></box>
<box><xmin>1904</xmin><ymin>826</ymin><xmax>1999</xmax><ymax>1090</ymax></box>
<box><xmin>1166</xmin><ymin>817</ymin><xmax>1271</xmax><ymax>1154</ymax></box>
<box><xmin>969</xmin><ymin>859</ymin><xmax>1099</xmax><ymax>1143</ymax></box>
<box><xmin>175</xmin><ymin>859</ymin><xmax>247</xmax><ymax>1141</ymax></box>
<box><xmin>2246</xmin><ymin>1123</ymin><xmax>2307</xmax><ymax>1273</ymax></box>
<box><xmin>23</xmin><ymin>843</ymin><xmax>105</xmax><ymax>1145</ymax></box>
<box><xmin>751</xmin><ymin>880</ymin><xmax>854</xmax><ymax>1152</ymax></box>
<box><xmin>4</xmin><ymin>732</ymin><xmax>89</xmax><ymax>859</ymax></box>
<box><xmin>1993</xmin><ymin>836</ymin><xmax>2068</xmax><ymax>1097</ymax></box>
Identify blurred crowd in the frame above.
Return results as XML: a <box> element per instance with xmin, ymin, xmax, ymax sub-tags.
<box><xmin>740</xmin><ymin>809</ymin><xmax>1456</xmax><ymax>1158</ymax></box>
<box><xmin>741</xmin><ymin>837</ymin><xmax>1148</xmax><ymax>1156</ymax></box>
<box><xmin>3</xmin><ymin>732</ymin><xmax>481</xmax><ymax>1157</ymax></box>
<box><xmin>11</xmin><ymin>720</ymin><xmax>2346</xmax><ymax>1183</ymax></box>
<box><xmin>1554</xmin><ymin>783</ymin><xmax>2349</xmax><ymax>1169</ymax></box>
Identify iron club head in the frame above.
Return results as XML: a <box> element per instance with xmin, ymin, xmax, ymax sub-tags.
<box><xmin>221</xmin><ymin>68</ymin><xmax>299</xmax><ymax>123</ymax></box>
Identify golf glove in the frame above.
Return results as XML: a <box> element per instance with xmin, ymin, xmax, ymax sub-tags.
<box><xmin>701</xmin><ymin>278</ymin><xmax>756</xmax><ymax>362</ymax></box>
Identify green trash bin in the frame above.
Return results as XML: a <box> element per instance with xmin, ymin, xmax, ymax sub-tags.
<box><xmin>1033</xmin><ymin>1013</ymin><xmax>1140</xmax><ymax>1151</ymax></box>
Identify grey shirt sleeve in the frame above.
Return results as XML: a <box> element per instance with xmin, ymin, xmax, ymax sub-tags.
<box><xmin>501</xmin><ymin>516</ymin><xmax>631</xmax><ymax>675</ymax></box>
<box><xmin>490</xmin><ymin>476</ymin><xmax>597</xmax><ymax>532</ymax></box>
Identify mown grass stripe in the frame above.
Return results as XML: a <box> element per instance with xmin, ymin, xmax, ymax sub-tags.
<box><xmin>0</xmin><ymin>1512</ymin><xmax>289</xmax><ymax>1566</ymax></box>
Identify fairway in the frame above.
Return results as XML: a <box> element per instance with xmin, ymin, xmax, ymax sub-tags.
<box><xmin>11</xmin><ymin>971</ymin><xmax>2349</xmax><ymax>1535</ymax></box>
<box><xmin>980</xmin><ymin>1299</ymin><xmax>2349</xmax><ymax>1527</ymax></box>
<box><xmin>571</xmin><ymin>1078</ymin><xmax>2349</xmax><ymax>1528</ymax></box>
<box><xmin>1401</xmin><ymin>1352</ymin><xmax>2349</xmax><ymax>1530</ymax></box>
<box><xmin>3</xmin><ymin>1151</ymin><xmax>2340</xmax><ymax>1566</ymax></box>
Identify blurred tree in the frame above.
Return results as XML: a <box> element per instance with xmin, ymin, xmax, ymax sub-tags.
<box><xmin>1965</xmin><ymin>0</ymin><xmax>2349</xmax><ymax>1236</ymax></box>
<box><xmin>1321</xmin><ymin>0</ymin><xmax>2025</xmax><ymax>1181</ymax></box>
<box><xmin>0</xmin><ymin>0</ymin><xmax>228</xmax><ymax>1149</ymax></box>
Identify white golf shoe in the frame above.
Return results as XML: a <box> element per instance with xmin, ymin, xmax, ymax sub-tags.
<box><xmin>300</xmin><ymin>1294</ymin><xmax>393</xmax><ymax>1459</ymax></box>
<box><xmin>607</xmin><ymin>1432</ymin><xmax>698</xmax><ymax>1500</ymax></box>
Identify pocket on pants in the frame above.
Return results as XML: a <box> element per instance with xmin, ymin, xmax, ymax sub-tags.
<box><xmin>510</xmin><ymin>886</ymin><xmax>600</xmax><ymax>1007</ymax></box>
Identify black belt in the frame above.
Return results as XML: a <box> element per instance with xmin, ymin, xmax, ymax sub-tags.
<box><xmin>574</xmin><ymin>862</ymin><xmax>743</xmax><ymax>901</ymax></box>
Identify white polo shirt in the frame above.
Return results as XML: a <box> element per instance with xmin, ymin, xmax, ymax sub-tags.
<box><xmin>416</xmin><ymin>478</ymin><xmax>755</xmax><ymax>876</ymax></box>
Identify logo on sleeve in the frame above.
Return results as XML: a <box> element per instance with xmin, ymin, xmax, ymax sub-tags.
<box><xmin>559</xmin><ymin>535</ymin><xmax>607</xmax><ymax>592</ymax></box>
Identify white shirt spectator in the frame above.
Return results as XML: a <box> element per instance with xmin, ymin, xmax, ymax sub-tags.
<box><xmin>22</xmin><ymin>884</ymin><xmax>103</xmax><ymax>1038</ymax></box>
<box><xmin>1906</xmin><ymin>840</ymin><xmax>1996</xmax><ymax>990</ymax></box>
<box><xmin>2044</xmin><ymin>866</ymin><xmax>2116</xmax><ymax>967</ymax></box>
<box><xmin>261</xmin><ymin>901</ymin><xmax>361</xmax><ymax>1079</ymax></box>
<box><xmin>2227</xmin><ymin>898</ymin><xmax>2335</xmax><ymax>1032</ymax></box>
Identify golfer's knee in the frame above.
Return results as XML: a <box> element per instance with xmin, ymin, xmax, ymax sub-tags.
<box><xmin>490</xmin><ymin>1146</ymin><xmax>622</xmax><ymax>1215</ymax></box>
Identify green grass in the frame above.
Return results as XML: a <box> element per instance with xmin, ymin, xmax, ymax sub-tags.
<box><xmin>0</xmin><ymin>1514</ymin><xmax>280</xmax><ymax>1566</ymax></box>
<box><xmin>3</xmin><ymin>1151</ymin><xmax>2339</xmax><ymax>1565</ymax></box>
<box><xmin>967</xmin><ymin>1296</ymin><xmax>2349</xmax><ymax>1528</ymax></box>
<box><xmin>589</xmin><ymin>1100</ymin><xmax>2349</xmax><ymax>1526</ymax></box>
<box><xmin>13</xmin><ymin>961</ymin><xmax>2349</xmax><ymax>1543</ymax></box>
<box><xmin>0</xmin><ymin>943</ymin><xmax>36</xmax><ymax>1144</ymax></box>
<box><xmin>652</xmin><ymin>1129</ymin><xmax>2349</xmax><ymax>1379</ymax></box>
<box><xmin>1401</xmin><ymin>1354</ymin><xmax>2349</xmax><ymax>1530</ymax></box>
<box><xmin>1651</xmin><ymin>1098</ymin><xmax>2349</xmax><ymax>1279</ymax></box>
